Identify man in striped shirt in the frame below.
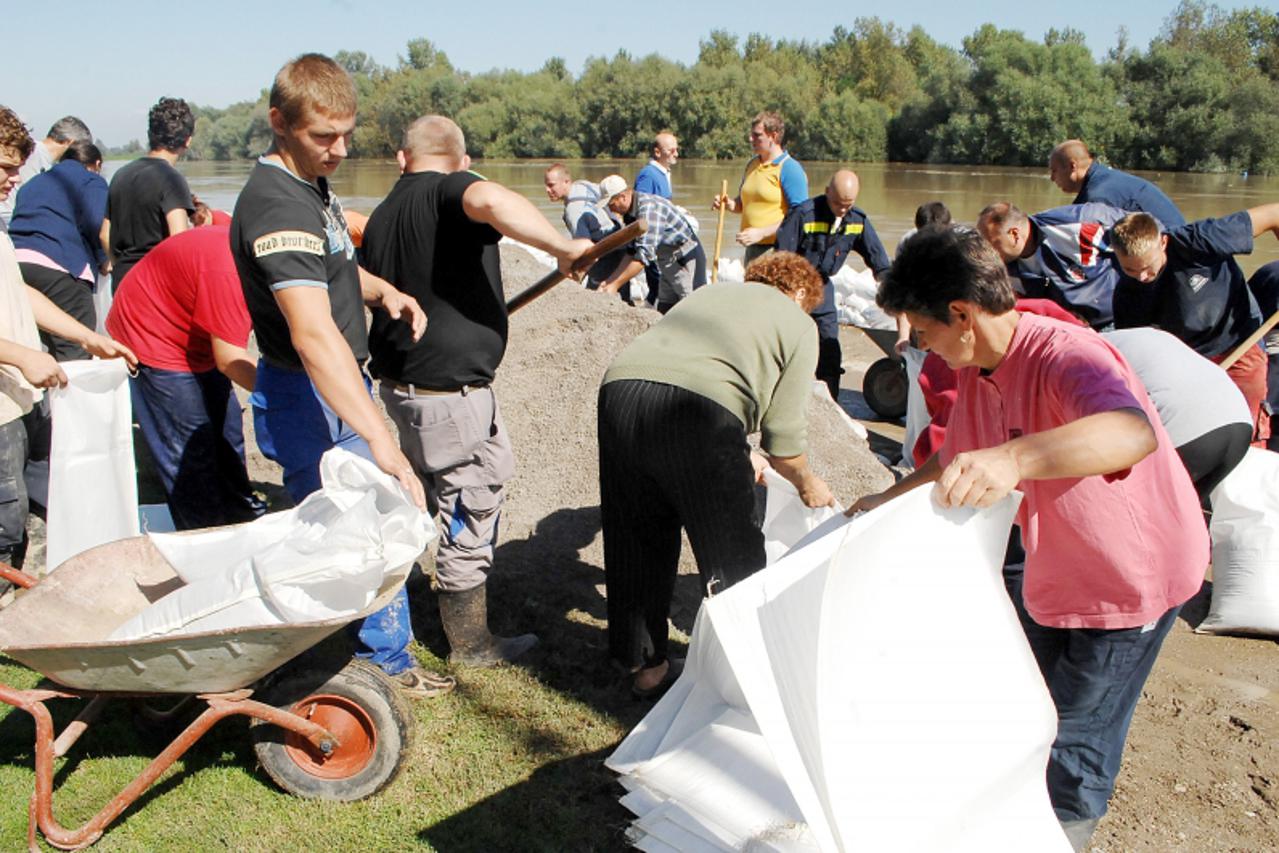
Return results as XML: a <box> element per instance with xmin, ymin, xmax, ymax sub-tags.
<box><xmin>597</xmin><ymin>174</ymin><xmax>705</xmax><ymax>314</ymax></box>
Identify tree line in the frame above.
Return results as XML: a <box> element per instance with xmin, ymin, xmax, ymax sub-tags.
<box><xmin>164</xmin><ymin>1</ymin><xmax>1278</xmax><ymax>175</ymax></box>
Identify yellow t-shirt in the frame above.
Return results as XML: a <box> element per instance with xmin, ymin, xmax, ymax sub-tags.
<box><xmin>739</xmin><ymin>154</ymin><xmax>802</xmax><ymax>246</ymax></box>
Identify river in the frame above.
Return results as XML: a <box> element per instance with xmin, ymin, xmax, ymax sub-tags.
<box><xmin>114</xmin><ymin>158</ymin><xmax>1279</xmax><ymax>276</ymax></box>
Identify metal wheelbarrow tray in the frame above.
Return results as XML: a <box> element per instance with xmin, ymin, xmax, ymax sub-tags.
<box><xmin>0</xmin><ymin>532</ymin><xmax>414</xmax><ymax>851</ymax></box>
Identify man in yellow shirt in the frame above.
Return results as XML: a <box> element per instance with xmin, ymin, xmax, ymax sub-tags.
<box><xmin>712</xmin><ymin>111</ymin><xmax>809</xmax><ymax>265</ymax></box>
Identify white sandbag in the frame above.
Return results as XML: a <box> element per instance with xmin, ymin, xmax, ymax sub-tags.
<box><xmin>94</xmin><ymin>272</ymin><xmax>113</xmax><ymax>335</ymax></box>
<box><xmin>761</xmin><ymin>467</ymin><xmax>842</xmax><ymax>565</ymax></box>
<box><xmin>46</xmin><ymin>359</ymin><xmax>138</xmax><ymax>571</ymax></box>
<box><xmin>609</xmin><ymin>487</ymin><xmax>1069</xmax><ymax>853</ymax></box>
<box><xmin>1196</xmin><ymin>447</ymin><xmax>1279</xmax><ymax>636</ymax></box>
<box><xmin>108</xmin><ymin>449</ymin><xmax>435</xmax><ymax>640</ymax></box>
<box><xmin>716</xmin><ymin>259</ymin><xmax>744</xmax><ymax>283</ymax></box>
<box><xmin>898</xmin><ymin>346</ymin><xmax>930</xmax><ymax>470</ymax></box>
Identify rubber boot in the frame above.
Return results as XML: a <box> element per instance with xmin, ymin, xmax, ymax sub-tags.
<box><xmin>438</xmin><ymin>583</ymin><xmax>538</xmax><ymax>667</ymax></box>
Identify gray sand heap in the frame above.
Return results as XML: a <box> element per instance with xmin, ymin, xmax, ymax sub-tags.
<box><xmin>491</xmin><ymin>244</ymin><xmax>892</xmax><ymax>577</ymax></box>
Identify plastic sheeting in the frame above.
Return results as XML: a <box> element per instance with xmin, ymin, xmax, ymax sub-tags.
<box><xmin>1197</xmin><ymin>447</ymin><xmax>1279</xmax><ymax>636</ymax></box>
<box><xmin>608</xmin><ymin>487</ymin><xmax>1070</xmax><ymax>852</ymax></box>
<box><xmin>46</xmin><ymin>359</ymin><xmax>138</xmax><ymax>571</ymax></box>
<box><xmin>108</xmin><ymin>449</ymin><xmax>435</xmax><ymax>641</ymax></box>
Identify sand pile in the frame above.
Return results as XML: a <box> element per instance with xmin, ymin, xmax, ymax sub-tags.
<box><xmin>492</xmin><ymin>244</ymin><xmax>892</xmax><ymax>572</ymax></box>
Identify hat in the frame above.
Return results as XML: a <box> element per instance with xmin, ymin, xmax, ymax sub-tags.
<box><xmin>598</xmin><ymin>174</ymin><xmax>629</xmax><ymax>205</ymax></box>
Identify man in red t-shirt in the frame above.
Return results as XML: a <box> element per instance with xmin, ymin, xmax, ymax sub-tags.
<box><xmin>106</xmin><ymin>224</ymin><xmax>265</xmax><ymax>529</ymax></box>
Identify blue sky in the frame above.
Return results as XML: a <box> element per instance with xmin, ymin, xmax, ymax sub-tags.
<box><xmin>7</xmin><ymin>0</ymin><xmax>1243</xmax><ymax>146</ymax></box>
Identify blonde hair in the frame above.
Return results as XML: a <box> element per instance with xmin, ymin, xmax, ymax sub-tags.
<box><xmin>270</xmin><ymin>53</ymin><xmax>357</xmax><ymax>127</ymax></box>
<box><xmin>1110</xmin><ymin>212</ymin><xmax>1163</xmax><ymax>257</ymax></box>
<box><xmin>401</xmin><ymin>115</ymin><xmax>465</xmax><ymax>162</ymax></box>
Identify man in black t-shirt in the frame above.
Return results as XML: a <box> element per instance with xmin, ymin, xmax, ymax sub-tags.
<box><xmin>1111</xmin><ymin>204</ymin><xmax>1279</xmax><ymax>445</ymax></box>
<box><xmin>104</xmin><ymin>98</ymin><xmax>196</xmax><ymax>291</ymax></box>
<box><xmin>231</xmin><ymin>54</ymin><xmax>450</xmax><ymax>699</ymax></box>
<box><xmin>362</xmin><ymin>115</ymin><xmax>589</xmax><ymax>667</ymax></box>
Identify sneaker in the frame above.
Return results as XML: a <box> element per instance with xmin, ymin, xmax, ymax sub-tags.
<box><xmin>393</xmin><ymin>665</ymin><xmax>456</xmax><ymax>699</ymax></box>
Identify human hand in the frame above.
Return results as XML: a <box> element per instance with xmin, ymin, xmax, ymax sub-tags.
<box><xmin>560</xmin><ymin>238</ymin><xmax>594</xmax><ymax>280</ymax></box>
<box><xmin>380</xmin><ymin>290</ymin><xmax>427</xmax><ymax>342</ymax></box>
<box><xmin>736</xmin><ymin>227</ymin><xmax>768</xmax><ymax>246</ymax></box>
<box><xmin>934</xmin><ymin>446</ymin><xmax>1020</xmax><ymax>509</ymax></box>
<box><xmin>17</xmin><ymin>350</ymin><xmax>68</xmax><ymax>389</ymax></box>
<box><xmin>894</xmin><ymin>337</ymin><xmax>911</xmax><ymax>356</ymax></box>
<box><xmin>597</xmin><ymin>280</ymin><xmax>620</xmax><ymax>296</ymax></box>
<box><xmin>83</xmin><ymin>333</ymin><xmax>138</xmax><ymax>369</ymax></box>
<box><xmin>846</xmin><ymin>490</ymin><xmax>889</xmax><ymax>516</ymax></box>
<box><xmin>798</xmin><ymin>473</ymin><xmax>835</xmax><ymax>508</ymax></box>
<box><xmin>749</xmin><ymin>450</ymin><xmax>770</xmax><ymax>484</ymax></box>
<box><xmin>370</xmin><ymin>437</ymin><xmax>426</xmax><ymax>510</ymax></box>
<box><xmin>99</xmin><ymin>259</ymin><xmax>112</xmax><ymax>276</ymax></box>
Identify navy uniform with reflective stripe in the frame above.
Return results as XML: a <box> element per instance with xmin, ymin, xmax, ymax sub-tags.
<box><xmin>777</xmin><ymin>195</ymin><xmax>892</xmax><ymax>398</ymax></box>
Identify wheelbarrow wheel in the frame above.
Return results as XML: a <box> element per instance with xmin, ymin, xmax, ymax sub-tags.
<box><xmin>862</xmin><ymin>356</ymin><xmax>909</xmax><ymax>419</ymax></box>
<box><xmin>251</xmin><ymin>660</ymin><xmax>413</xmax><ymax>801</ymax></box>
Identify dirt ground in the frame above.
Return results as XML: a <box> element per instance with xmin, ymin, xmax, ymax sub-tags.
<box><xmin>27</xmin><ymin>244</ymin><xmax>1278</xmax><ymax>850</ymax></box>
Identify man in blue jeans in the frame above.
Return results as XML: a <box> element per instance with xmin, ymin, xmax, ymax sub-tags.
<box><xmin>230</xmin><ymin>53</ymin><xmax>451</xmax><ymax>698</ymax></box>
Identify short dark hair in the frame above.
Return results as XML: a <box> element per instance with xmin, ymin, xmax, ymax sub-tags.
<box><xmin>914</xmin><ymin>201</ymin><xmax>952</xmax><ymax>230</ymax></box>
<box><xmin>46</xmin><ymin>116</ymin><xmax>91</xmax><ymax>144</ymax></box>
<box><xmin>878</xmin><ymin>227</ymin><xmax>1015</xmax><ymax>324</ymax></box>
<box><xmin>59</xmin><ymin>140</ymin><xmax>102</xmax><ymax>165</ymax></box>
<box><xmin>752</xmin><ymin>111</ymin><xmax>785</xmax><ymax>142</ymax></box>
<box><xmin>148</xmin><ymin>97</ymin><xmax>195</xmax><ymax>152</ymax></box>
<box><xmin>0</xmin><ymin>106</ymin><xmax>34</xmax><ymax>161</ymax></box>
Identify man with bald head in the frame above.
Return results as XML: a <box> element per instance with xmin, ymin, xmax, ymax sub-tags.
<box><xmin>634</xmin><ymin>132</ymin><xmax>678</xmax><ymax>200</ymax></box>
<box><xmin>362</xmin><ymin>115</ymin><xmax>590</xmax><ymax>667</ymax></box>
<box><xmin>776</xmin><ymin>169</ymin><xmax>890</xmax><ymax>398</ymax></box>
<box><xmin>1049</xmin><ymin>139</ymin><xmax>1184</xmax><ymax>228</ymax></box>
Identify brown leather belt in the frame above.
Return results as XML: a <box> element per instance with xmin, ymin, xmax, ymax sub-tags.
<box><xmin>382</xmin><ymin>380</ymin><xmax>489</xmax><ymax>397</ymax></box>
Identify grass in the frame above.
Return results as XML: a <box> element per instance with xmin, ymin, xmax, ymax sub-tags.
<box><xmin>0</xmin><ymin>564</ymin><xmax>689</xmax><ymax>851</ymax></box>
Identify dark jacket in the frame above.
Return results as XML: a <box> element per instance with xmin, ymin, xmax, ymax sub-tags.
<box><xmin>1073</xmin><ymin>162</ymin><xmax>1186</xmax><ymax>229</ymax></box>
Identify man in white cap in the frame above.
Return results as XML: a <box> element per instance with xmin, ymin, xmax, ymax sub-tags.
<box><xmin>596</xmin><ymin>174</ymin><xmax>704</xmax><ymax>314</ymax></box>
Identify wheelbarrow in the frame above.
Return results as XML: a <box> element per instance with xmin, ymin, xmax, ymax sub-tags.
<box><xmin>0</xmin><ymin>533</ymin><xmax>415</xmax><ymax>851</ymax></box>
<box><xmin>856</xmin><ymin>326</ymin><xmax>909</xmax><ymax>419</ymax></box>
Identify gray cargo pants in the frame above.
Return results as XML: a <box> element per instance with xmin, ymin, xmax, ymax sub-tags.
<box><xmin>654</xmin><ymin>239</ymin><xmax>700</xmax><ymax>312</ymax></box>
<box><xmin>379</xmin><ymin>383</ymin><xmax>514</xmax><ymax>593</ymax></box>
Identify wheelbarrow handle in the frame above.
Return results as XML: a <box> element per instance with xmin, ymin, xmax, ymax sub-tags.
<box><xmin>0</xmin><ymin>562</ymin><xmax>38</xmax><ymax>590</ymax></box>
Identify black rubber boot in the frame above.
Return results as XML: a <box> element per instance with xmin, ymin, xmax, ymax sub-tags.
<box><xmin>438</xmin><ymin>584</ymin><xmax>538</xmax><ymax>667</ymax></box>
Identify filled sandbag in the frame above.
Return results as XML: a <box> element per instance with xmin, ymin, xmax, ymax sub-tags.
<box><xmin>1196</xmin><ymin>448</ymin><xmax>1279</xmax><ymax>636</ymax></box>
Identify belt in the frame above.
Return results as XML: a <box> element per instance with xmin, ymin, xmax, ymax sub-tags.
<box><xmin>383</xmin><ymin>380</ymin><xmax>489</xmax><ymax>397</ymax></box>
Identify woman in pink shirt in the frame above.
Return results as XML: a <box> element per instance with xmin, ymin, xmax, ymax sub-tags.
<box><xmin>851</xmin><ymin>227</ymin><xmax>1208</xmax><ymax>851</ymax></box>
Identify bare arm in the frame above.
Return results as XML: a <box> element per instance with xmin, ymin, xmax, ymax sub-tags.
<box><xmin>1248</xmin><ymin>203</ymin><xmax>1279</xmax><ymax>240</ymax></box>
<box><xmin>737</xmin><ymin>220</ymin><xmax>781</xmax><ymax>247</ymax></box>
<box><xmin>357</xmin><ymin>266</ymin><xmax>426</xmax><ymax>342</ymax></box>
<box><xmin>462</xmin><ymin>181</ymin><xmax>590</xmax><ymax>275</ymax></box>
<box><xmin>273</xmin><ymin>286</ymin><xmax>425</xmax><ymax>509</ymax></box>
<box><xmin>210</xmin><ymin>336</ymin><xmax>257</xmax><ymax>392</ymax></box>
<box><xmin>599</xmin><ymin>258</ymin><xmax>644</xmax><ymax>295</ymax></box>
<box><xmin>165</xmin><ymin>208</ymin><xmax>191</xmax><ymax>237</ymax></box>
<box><xmin>934</xmin><ymin>408</ymin><xmax>1155</xmax><ymax>509</ymax></box>
<box><xmin>847</xmin><ymin>453</ymin><xmax>943</xmax><ymax>516</ymax></box>
<box><xmin>769</xmin><ymin>452</ymin><xmax>835</xmax><ymax>508</ymax></box>
<box><xmin>26</xmin><ymin>286</ymin><xmax>137</xmax><ymax>368</ymax></box>
<box><xmin>99</xmin><ymin>218</ymin><xmax>112</xmax><ymax>274</ymax></box>
<box><xmin>0</xmin><ymin>339</ymin><xmax>67</xmax><ymax>388</ymax></box>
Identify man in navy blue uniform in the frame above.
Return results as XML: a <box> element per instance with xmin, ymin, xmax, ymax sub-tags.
<box><xmin>978</xmin><ymin>201</ymin><xmax>1127</xmax><ymax>330</ymax></box>
<box><xmin>1049</xmin><ymin>140</ymin><xmax>1185</xmax><ymax>228</ymax></box>
<box><xmin>1110</xmin><ymin>205</ymin><xmax>1279</xmax><ymax>446</ymax></box>
<box><xmin>776</xmin><ymin>170</ymin><xmax>890</xmax><ymax>399</ymax></box>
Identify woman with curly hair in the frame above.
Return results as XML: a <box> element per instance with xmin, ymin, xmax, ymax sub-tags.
<box><xmin>597</xmin><ymin>251</ymin><xmax>835</xmax><ymax>697</ymax></box>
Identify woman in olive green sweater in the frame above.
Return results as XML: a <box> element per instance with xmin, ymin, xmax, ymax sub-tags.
<box><xmin>598</xmin><ymin>251</ymin><xmax>835</xmax><ymax>697</ymax></box>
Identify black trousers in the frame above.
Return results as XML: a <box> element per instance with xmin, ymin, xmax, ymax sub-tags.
<box><xmin>1177</xmin><ymin>422</ymin><xmax>1252</xmax><ymax>509</ymax></box>
<box><xmin>598</xmin><ymin>380</ymin><xmax>765</xmax><ymax>668</ymax></box>
<box><xmin>19</xmin><ymin>263</ymin><xmax>94</xmax><ymax>361</ymax></box>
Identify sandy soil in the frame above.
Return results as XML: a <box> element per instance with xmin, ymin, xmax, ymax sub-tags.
<box><xmin>26</xmin><ymin>244</ymin><xmax>1278</xmax><ymax>850</ymax></box>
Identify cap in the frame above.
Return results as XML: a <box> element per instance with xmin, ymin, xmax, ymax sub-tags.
<box><xmin>598</xmin><ymin>174</ymin><xmax>629</xmax><ymax>205</ymax></box>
